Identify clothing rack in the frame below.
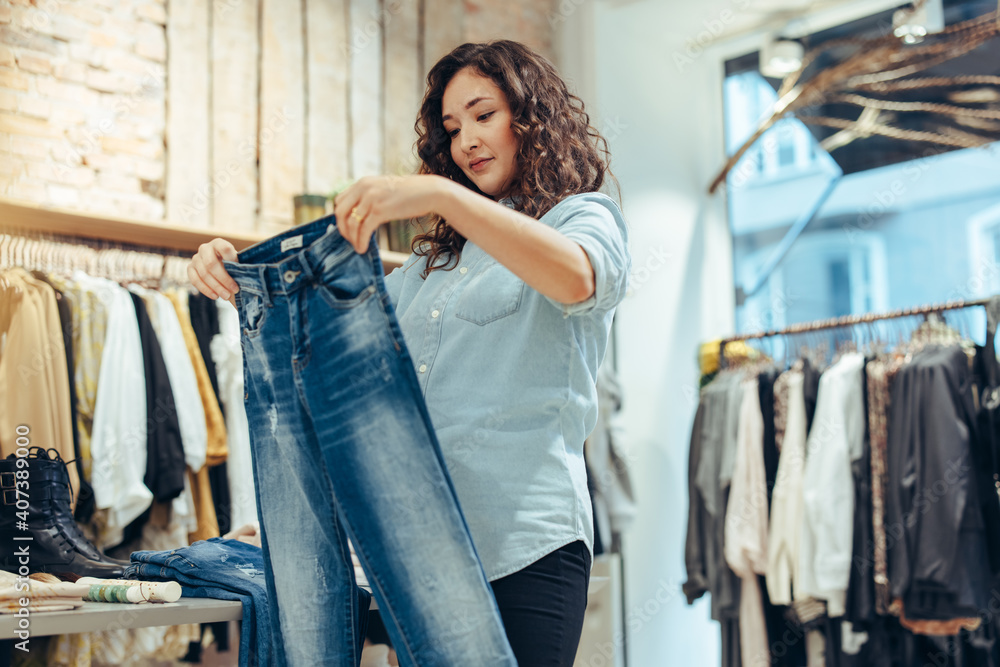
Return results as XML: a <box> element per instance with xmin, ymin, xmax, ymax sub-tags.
<box><xmin>719</xmin><ymin>296</ymin><xmax>993</xmax><ymax>345</ymax></box>
<box><xmin>0</xmin><ymin>230</ymin><xmax>196</xmax><ymax>286</ymax></box>
<box><xmin>0</xmin><ymin>197</ymin><xmax>409</xmax><ymax>270</ymax></box>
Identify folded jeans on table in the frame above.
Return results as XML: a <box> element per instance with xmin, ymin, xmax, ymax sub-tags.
<box><xmin>123</xmin><ymin>537</ymin><xmax>363</xmax><ymax>667</ymax></box>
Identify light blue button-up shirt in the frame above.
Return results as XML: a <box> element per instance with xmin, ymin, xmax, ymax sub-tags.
<box><xmin>383</xmin><ymin>191</ymin><xmax>631</xmax><ymax>580</ymax></box>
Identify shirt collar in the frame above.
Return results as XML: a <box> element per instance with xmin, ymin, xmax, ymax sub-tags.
<box><xmin>497</xmin><ymin>195</ymin><xmax>522</xmax><ymax>210</ymax></box>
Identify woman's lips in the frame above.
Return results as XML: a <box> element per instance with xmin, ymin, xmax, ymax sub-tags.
<box><xmin>471</xmin><ymin>158</ymin><xmax>493</xmax><ymax>173</ymax></box>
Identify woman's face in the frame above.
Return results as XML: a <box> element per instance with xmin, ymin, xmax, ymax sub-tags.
<box><xmin>441</xmin><ymin>67</ymin><xmax>520</xmax><ymax>199</ymax></box>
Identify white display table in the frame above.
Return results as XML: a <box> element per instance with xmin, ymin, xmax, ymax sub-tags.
<box><xmin>0</xmin><ymin>598</ymin><xmax>242</xmax><ymax>640</ymax></box>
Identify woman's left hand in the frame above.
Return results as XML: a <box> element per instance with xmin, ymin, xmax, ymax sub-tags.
<box><xmin>333</xmin><ymin>175</ymin><xmax>446</xmax><ymax>253</ymax></box>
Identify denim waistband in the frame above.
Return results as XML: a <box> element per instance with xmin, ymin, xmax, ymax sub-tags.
<box><xmin>225</xmin><ymin>213</ymin><xmax>369</xmax><ymax>302</ymax></box>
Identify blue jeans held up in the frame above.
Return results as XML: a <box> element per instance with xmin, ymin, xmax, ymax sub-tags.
<box><xmin>223</xmin><ymin>217</ymin><xmax>517</xmax><ymax>667</ymax></box>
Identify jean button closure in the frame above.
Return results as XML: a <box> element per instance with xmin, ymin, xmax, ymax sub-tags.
<box><xmin>283</xmin><ymin>270</ymin><xmax>300</xmax><ymax>283</ymax></box>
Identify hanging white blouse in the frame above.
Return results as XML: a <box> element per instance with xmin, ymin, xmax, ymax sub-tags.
<box><xmin>766</xmin><ymin>370</ymin><xmax>807</xmax><ymax>604</ymax></box>
<box><xmin>78</xmin><ymin>271</ymin><xmax>151</xmax><ymax>548</ymax></box>
<box><xmin>797</xmin><ymin>352</ymin><xmax>865</xmax><ymax>618</ymax></box>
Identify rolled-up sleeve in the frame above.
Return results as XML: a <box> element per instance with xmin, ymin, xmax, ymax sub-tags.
<box><xmin>545</xmin><ymin>193</ymin><xmax>631</xmax><ymax>317</ymax></box>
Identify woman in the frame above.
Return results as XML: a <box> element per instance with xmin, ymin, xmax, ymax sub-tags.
<box><xmin>190</xmin><ymin>40</ymin><xmax>630</xmax><ymax>667</ymax></box>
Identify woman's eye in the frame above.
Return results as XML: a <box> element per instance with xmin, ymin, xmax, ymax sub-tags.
<box><xmin>478</xmin><ymin>112</ymin><xmax>494</xmax><ymax>122</ymax></box>
<box><xmin>447</xmin><ymin>128</ymin><xmax>459</xmax><ymax>138</ymax></box>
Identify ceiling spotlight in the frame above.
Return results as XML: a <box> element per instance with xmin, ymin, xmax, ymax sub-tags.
<box><xmin>893</xmin><ymin>1</ymin><xmax>943</xmax><ymax>45</ymax></box>
<box><xmin>893</xmin><ymin>7</ymin><xmax>928</xmax><ymax>44</ymax></box>
<box><xmin>760</xmin><ymin>39</ymin><xmax>805</xmax><ymax>79</ymax></box>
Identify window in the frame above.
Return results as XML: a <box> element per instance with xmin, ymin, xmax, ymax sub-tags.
<box><xmin>725</xmin><ymin>0</ymin><xmax>1000</xmax><ymax>342</ymax></box>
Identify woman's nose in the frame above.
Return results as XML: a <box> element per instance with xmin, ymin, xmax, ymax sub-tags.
<box><xmin>461</xmin><ymin>132</ymin><xmax>479</xmax><ymax>153</ymax></box>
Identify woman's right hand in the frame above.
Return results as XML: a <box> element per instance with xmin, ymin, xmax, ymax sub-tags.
<box><xmin>188</xmin><ymin>238</ymin><xmax>240</xmax><ymax>305</ymax></box>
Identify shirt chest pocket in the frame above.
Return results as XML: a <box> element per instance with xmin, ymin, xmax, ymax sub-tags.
<box><xmin>453</xmin><ymin>261</ymin><xmax>526</xmax><ymax>325</ymax></box>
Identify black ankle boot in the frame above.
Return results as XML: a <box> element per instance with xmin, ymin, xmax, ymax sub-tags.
<box><xmin>0</xmin><ymin>448</ymin><xmax>126</xmax><ymax>577</ymax></box>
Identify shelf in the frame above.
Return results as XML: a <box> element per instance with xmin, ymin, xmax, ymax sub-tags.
<box><xmin>0</xmin><ymin>197</ymin><xmax>267</xmax><ymax>253</ymax></box>
<box><xmin>0</xmin><ymin>574</ymin><xmax>604</xmax><ymax>641</ymax></box>
<box><xmin>0</xmin><ymin>598</ymin><xmax>242</xmax><ymax>640</ymax></box>
<box><xmin>0</xmin><ymin>197</ymin><xmax>409</xmax><ymax>272</ymax></box>
<box><xmin>0</xmin><ymin>584</ymin><xmax>376</xmax><ymax>640</ymax></box>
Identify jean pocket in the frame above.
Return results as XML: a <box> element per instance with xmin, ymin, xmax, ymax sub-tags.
<box><xmin>454</xmin><ymin>261</ymin><xmax>525</xmax><ymax>325</ymax></box>
<box><xmin>315</xmin><ymin>252</ymin><xmax>378</xmax><ymax>309</ymax></box>
<box><xmin>164</xmin><ymin>553</ymin><xmax>199</xmax><ymax>572</ymax></box>
<box><xmin>238</xmin><ymin>290</ymin><xmax>268</xmax><ymax>338</ymax></box>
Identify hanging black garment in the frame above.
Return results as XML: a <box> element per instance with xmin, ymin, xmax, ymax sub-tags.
<box><xmin>130</xmin><ymin>293</ymin><xmax>186</xmax><ymax>503</ymax></box>
<box><xmin>759</xmin><ymin>369</ymin><xmax>780</xmax><ymax>507</ymax></box>
<box><xmin>684</xmin><ymin>399</ymin><xmax>710</xmax><ymax>604</ymax></box>
<box><xmin>188</xmin><ymin>292</ymin><xmax>224</xmax><ymax>417</ymax></box>
<box><xmin>208</xmin><ymin>461</ymin><xmax>232</xmax><ymax>538</ymax></box>
<box><xmin>886</xmin><ymin>344</ymin><xmax>992</xmax><ymax>622</ymax></box>
<box><xmin>973</xmin><ymin>296</ymin><xmax>1000</xmax><ymax>577</ymax></box>
<box><xmin>802</xmin><ymin>358</ymin><xmax>821</xmax><ymax>436</ymax></box>
<box><xmin>847</xmin><ymin>357</ymin><xmax>876</xmax><ymax>627</ymax></box>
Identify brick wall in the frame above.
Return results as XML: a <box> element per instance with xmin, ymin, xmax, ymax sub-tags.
<box><xmin>0</xmin><ymin>0</ymin><xmax>557</xmax><ymax>230</ymax></box>
<box><xmin>0</xmin><ymin>0</ymin><xmax>167</xmax><ymax>221</ymax></box>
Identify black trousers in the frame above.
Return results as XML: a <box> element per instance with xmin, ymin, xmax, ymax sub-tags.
<box><xmin>490</xmin><ymin>540</ymin><xmax>592</xmax><ymax>667</ymax></box>
<box><xmin>366</xmin><ymin>540</ymin><xmax>591</xmax><ymax>666</ymax></box>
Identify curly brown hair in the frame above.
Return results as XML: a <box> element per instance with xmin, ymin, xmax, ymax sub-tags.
<box><xmin>411</xmin><ymin>40</ymin><xmax>618</xmax><ymax>277</ymax></box>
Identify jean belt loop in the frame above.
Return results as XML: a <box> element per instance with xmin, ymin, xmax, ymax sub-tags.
<box><xmin>296</xmin><ymin>251</ymin><xmax>315</xmax><ymax>282</ymax></box>
<box><xmin>256</xmin><ymin>266</ymin><xmax>273</xmax><ymax>307</ymax></box>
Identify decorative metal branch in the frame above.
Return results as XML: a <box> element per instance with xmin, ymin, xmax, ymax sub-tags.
<box><xmin>709</xmin><ymin>2</ymin><xmax>1000</xmax><ymax>193</ymax></box>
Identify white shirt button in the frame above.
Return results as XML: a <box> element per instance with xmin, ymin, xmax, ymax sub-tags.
<box><xmin>431</xmin><ymin>310</ymin><xmax>440</xmax><ymax>318</ymax></box>
<box><xmin>459</xmin><ymin>267</ymin><xmax>468</xmax><ymax>274</ymax></box>
<box><xmin>418</xmin><ymin>364</ymin><xmax>427</xmax><ymax>373</ymax></box>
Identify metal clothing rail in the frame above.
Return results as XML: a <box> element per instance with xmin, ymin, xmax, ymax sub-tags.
<box><xmin>719</xmin><ymin>296</ymin><xmax>993</xmax><ymax>345</ymax></box>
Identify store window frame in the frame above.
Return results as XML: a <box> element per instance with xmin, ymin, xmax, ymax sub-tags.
<box><xmin>715</xmin><ymin>0</ymin><xmax>999</xmax><ymax>335</ymax></box>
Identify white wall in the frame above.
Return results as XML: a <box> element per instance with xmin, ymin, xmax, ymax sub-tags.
<box><xmin>558</xmin><ymin>2</ymin><xmax>737</xmax><ymax>664</ymax></box>
<box><xmin>554</xmin><ymin>1</ymin><xmax>904</xmax><ymax>664</ymax></box>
